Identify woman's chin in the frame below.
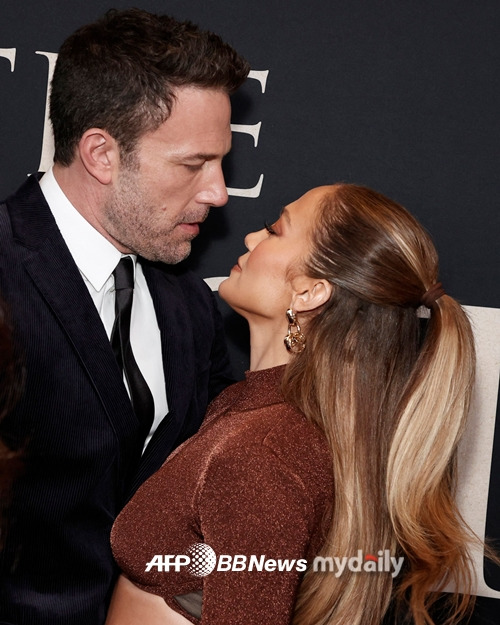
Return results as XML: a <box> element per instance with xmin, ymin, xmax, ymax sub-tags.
<box><xmin>217</xmin><ymin>276</ymin><xmax>232</xmax><ymax>303</ymax></box>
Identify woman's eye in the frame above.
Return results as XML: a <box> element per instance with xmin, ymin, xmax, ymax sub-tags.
<box><xmin>264</xmin><ymin>221</ymin><xmax>277</xmax><ymax>235</ymax></box>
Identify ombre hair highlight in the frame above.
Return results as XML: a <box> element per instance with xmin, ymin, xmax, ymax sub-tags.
<box><xmin>284</xmin><ymin>184</ymin><xmax>477</xmax><ymax>625</ymax></box>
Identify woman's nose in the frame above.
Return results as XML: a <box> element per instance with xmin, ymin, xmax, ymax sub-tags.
<box><xmin>244</xmin><ymin>228</ymin><xmax>266</xmax><ymax>251</ymax></box>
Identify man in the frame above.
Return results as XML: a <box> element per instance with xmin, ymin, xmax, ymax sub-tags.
<box><xmin>0</xmin><ymin>9</ymin><xmax>249</xmax><ymax>624</ymax></box>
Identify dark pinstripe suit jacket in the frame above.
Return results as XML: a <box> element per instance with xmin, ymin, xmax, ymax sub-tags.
<box><xmin>0</xmin><ymin>174</ymin><xmax>234</xmax><ymax>625</ymax></box>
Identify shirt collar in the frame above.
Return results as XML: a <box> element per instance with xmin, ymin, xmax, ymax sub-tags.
<box><xmin>39</xmin><ymin>166</ymin><xmax>135</xmax><ymax>291</ymax></box>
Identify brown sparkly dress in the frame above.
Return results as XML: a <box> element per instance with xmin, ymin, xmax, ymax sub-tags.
<box><xmin>111</xmin><ymin>366</ymin><xmax>334</xmax><ymax>624</ymax></box>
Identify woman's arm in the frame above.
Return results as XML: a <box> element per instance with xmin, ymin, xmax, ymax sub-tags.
<box><xmin>197</xmin><ymin>442</ymin><xmax>318</xmax><ymax>625</ymax></box>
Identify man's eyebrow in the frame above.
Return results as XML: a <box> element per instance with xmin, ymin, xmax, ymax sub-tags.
<box><xmin>175</xmin><ymin>150</ymin><xmax>230</xmax><ymax>162</ymax></box>
<box><xmin>176</xmin><ymin>153</ymin><xmax>212</xmax><ymax>162</ymax></box>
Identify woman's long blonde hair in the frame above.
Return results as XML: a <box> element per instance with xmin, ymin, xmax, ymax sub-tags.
<box><xmin>284</xmin><ymin>184</ymin><xmax>476</xmax><ymax>625</ymax></box>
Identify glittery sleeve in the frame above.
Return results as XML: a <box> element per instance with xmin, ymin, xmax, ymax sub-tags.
<box><xmin>195</xmin><ymin>440</ymin><xmax>324</xmax><ymax>625</ymax></box>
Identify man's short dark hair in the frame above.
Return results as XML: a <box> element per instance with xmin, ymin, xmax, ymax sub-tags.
<box><xmin>50</xmin><ymin>8</ymin><xmax>250</xmax><ymax>165</ymax></box>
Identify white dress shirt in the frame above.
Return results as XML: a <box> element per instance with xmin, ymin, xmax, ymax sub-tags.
<box><xmin>40</xmin><ymin>167</ymin><xmax>168</xmax><ymax>448</ymax></box>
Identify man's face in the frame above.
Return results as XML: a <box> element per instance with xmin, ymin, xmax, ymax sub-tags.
<box><xmin>101</xmin><ymin>86</ymin><xmax>232</xmax><ymax>263</ymax></box>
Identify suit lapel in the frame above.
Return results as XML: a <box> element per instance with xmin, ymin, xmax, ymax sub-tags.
<box><xmin>130</xmin><ymin>262</ymin><xmax>196</xmax><ymax>490</ymax></box>
<box><xmin>7</xmin><ymin>175</ymin><xmax>140</xmax><ymax>442</ymax></box>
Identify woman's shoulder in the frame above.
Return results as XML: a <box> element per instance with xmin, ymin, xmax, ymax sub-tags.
<box><xmin>237</xmin><ymin>399</ymin><xmax>327</xmax><ymax>456</ymax></box>
<box><xmin>210</xmin><ymin>397</ymin><xmax>333</xmax><ymax>499</ymax></box>
<box><xmin>201</xmin><ymin>366</ymin><xmax>333</xmax><ymax>498</ymax></box>
<box><xmin>197</xmin><ymin>400</ymin><xmax>333</xmax><ymax>546</ymax></box>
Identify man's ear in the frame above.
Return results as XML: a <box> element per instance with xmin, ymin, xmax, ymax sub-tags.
<box><xmin>78</xmin><ymin>128</ymin><xmax>119</xmax><ymax>185</ymax></box>
<box><xmin>291</xmin><ymin>278</ymin><xmax>333</xmax><ymax>313</ymax></box>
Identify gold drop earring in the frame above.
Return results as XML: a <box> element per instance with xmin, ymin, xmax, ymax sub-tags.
<box><xmin>284</xmin><ymin>308</ymin><xmax>306</xmax><ymax>353</ymax></box>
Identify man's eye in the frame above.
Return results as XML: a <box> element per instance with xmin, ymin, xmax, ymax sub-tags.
<box><xmin>185</xmin><ymin>163</ymin><xmax>204</xmax><ymax>172</ymax></box>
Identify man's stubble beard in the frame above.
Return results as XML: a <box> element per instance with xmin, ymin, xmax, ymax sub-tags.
<box><xmin>101</xmin><ymin>167</ymin><xmax>194</xmax><ymax>265</ymax></box>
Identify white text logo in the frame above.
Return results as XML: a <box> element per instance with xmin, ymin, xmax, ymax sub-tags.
<box><xmin>145</xmin><ymin>544</ymin><xmax>403</xmax><ymax>578</ymax></box>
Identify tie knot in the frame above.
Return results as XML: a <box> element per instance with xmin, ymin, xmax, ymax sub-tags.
<box><xmin>113</xmin><ymin>256</ymin><xmax>135</xmax><ymax>291</ymax></box>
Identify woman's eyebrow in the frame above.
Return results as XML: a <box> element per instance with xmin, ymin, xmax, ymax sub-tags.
<box><xmin>279</xmin><ymin>206</ymin><xmax>291</xmax><ymax>225</ymax></box>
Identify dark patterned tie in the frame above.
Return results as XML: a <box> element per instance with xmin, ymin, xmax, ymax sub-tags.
<box><xmin>111</xmin><ymin>256</ymin><xmax>154</xmax><ymax>431</ymax></box>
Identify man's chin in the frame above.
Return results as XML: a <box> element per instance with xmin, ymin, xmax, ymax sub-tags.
<box><xmin>142</xmin><ymin>242</ymin><xmax>192</xmax><ymax>265</ymax></box>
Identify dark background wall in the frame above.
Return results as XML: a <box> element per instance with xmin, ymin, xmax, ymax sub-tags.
<box><xmin>2</xmin><ymin>0</ymin><xmax>500</xmax><ymax>372</ymax></box>
<box><xmin>1</xmin><ymin>1</ymin><xmax>500</xmax><ymax>620</ymax></box>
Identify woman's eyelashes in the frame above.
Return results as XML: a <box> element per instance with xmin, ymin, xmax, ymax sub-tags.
<box><xmin>264</xmin><ymin>221</ymin><xmax>277</xmax><ymax>235</ymax></box>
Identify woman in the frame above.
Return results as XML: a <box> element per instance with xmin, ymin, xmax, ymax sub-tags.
<box><xmin>108</xmin><ymin>184</ymin><xmax>477</xmax><ymax>625</ymax></box>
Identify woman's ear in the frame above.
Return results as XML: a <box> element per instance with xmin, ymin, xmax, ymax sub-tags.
<box><xmin>291</xmin><ymin>278</ymin><xmax>333</xmax><ymax>313</ymax></box>
<box><xmin>78</xmin><ymin>128</ymin><xmax>119</xmax><ymax>185</ymax></box>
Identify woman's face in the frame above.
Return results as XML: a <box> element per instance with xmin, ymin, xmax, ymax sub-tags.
<box><xmin>219</xmin><ymin>186</ymin><xmax>328</xmax><ymax>324</ymax></box>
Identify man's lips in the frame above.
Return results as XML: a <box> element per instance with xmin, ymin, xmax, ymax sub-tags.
<box><xmin>177</xmin><ymin>222</ymin><xmax>201</xmax><ymax>236</ymax></box>
<box><xmin>177</xmin><ymin>208</ymin><xmax>210</xmax><ymax>236</ymax></box>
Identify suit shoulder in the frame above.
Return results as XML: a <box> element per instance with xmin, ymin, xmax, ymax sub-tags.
<box><xmin>173</xmin><ymin>268</ymin><xmax>213</xmax><ymax>299</ymax></box>
<box><xmin>144</xmin><ymin>262</ymin><xmax>214</xmax><ymax>305</ymax></box>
